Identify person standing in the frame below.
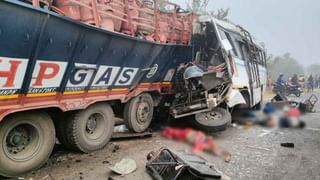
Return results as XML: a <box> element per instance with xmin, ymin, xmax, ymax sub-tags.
<box><xmin>307</xmin><ymin>75</ymin><xmax>314</xmax><ymax>92</ymax></box>
<box><xmin>291</xmin><ymin>74</ymin><xmax>299</xmax><ymax>86</ymax></box>
<box><xmin>276</xmin><ymin>74</ymin><xmax>286</xmax><ymax>87</ymax></box>
<box><xmin>267</xmin><ymin>75</ymin><xmax>273</xmax><ymax>90</ymax></box>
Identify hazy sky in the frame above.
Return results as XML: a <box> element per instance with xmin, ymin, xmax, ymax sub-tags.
<box><xmin>173</xmin><ymin>0</ymin><xmax>320</xmax><ymax>65</ymax></box>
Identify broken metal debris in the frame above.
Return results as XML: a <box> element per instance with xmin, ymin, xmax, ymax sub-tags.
<box><xmin>146</xmin><ymin>148</ymin><xmax>222</xmax><ymax>180</ymax></box>
<box><xmin>108</xmin><ymin>158</ymin><xmax>137</xmax><ymax>175</ymax></box>
<box><xmin>302</xmin><ymin>94</ymin><xmax>318</xmax><ymax>113</ymax></box>
<box><xmin>271</xmin><ymin>93</ymin><xmax>318</xmax><ymax>113</ymax></box>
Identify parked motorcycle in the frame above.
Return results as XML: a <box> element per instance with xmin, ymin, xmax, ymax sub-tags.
<box><xmin>273</xmin><ymin>84</ymin><xmax>302</xmax><ymax>97</ymax></box>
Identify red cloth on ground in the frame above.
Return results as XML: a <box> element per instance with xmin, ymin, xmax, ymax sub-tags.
<box><xmin>162</xmin><ymin>128</ymin><xmax>217</xmax><ymax>153</ymax></box>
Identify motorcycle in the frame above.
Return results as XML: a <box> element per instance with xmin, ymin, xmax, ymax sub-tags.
<box><xmin>273</xmin><ymin>84</ymin><xmax>302</xmax><ymax>97</ymax></box>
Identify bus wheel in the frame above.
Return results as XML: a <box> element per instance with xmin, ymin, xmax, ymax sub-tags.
<box><xmin>124</xmin><ymin>93</ymin><xmax>154</xmax><ymax>133</ymax></box>
<box><xmin>0</xmin><ymin>112</ymin><xmax>55</xmax><ymax>177</ymax></box>
<box><xmin>66</xmin><ymin>103</ymin><xmax>115</xmax><ymax>153</ymax></box>
<box><xmin>192</xmin><ymin>108</ymin><xmax>231</xmax><ymax>132</ymax></box>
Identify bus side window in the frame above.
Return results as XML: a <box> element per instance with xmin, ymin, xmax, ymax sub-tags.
<box><xmin>259</xmin><ymin>51</ymin><xmax>264</xmax><ymax>65</ymax></box>
<box><xmin>225</xmin><ymin>32</ymin><xmax>238</xmax><ymax>57</ymax></box>
<box><xmin>234</xmin><ymin>41</ymin><xmax>244</xmax><ymax>59</ymax></box>
<box><xmin>218</xmin><ymin>29</ymin><xmax>238</xmax><ymax>57</ymax></box>
<box><xmin>240</xmin><ymin>42</ymin><xmax>249</xmax><ymax>61</ymax></box>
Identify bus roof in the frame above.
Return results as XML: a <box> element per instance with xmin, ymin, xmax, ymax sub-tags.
<box><xmin>198</xmin><ymin>15</ymin><xmax>264</xmax><ymax>50</ymax></box>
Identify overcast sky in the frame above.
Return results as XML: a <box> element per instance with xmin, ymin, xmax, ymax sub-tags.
<box><xmin>173</xmin><ymin>0</ymin><xmax>320</xmax><ymax>65</ymax></box>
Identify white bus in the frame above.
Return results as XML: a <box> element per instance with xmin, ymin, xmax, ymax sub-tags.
<box><xmin>214</xmin><ymin>18</ymin><xmax>267</xmax><ymax>109</ymax></box>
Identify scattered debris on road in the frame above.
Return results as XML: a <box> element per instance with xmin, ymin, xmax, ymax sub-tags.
<box><xmin>280</xmin><ymin>143</ymin><xmax>295</xmax><ymax>148</ymax></box>
<box><xmin>270</xmin><ymin>93</ymin><xmax>318</xmax><ymax>113</ymax></box>
<box><xmin>302</xmin><ymin>94</ymin><xmax>318</xmax><ymax>113</ymax></box>
<box><xmin>108</xmin><ymin>158</ymin><xmax>137</xmax><ymax>175</ymax></box>
<box><xmin>146</xmin><ymin>148</ymin><xmax>222</xmax><ymax>180</ymax></box>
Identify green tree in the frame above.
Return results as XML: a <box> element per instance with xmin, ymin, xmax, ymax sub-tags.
<box><xmin>267</xmin><ymin>53</ymin><xmax>304</xmax><ymax>81</ymax></box>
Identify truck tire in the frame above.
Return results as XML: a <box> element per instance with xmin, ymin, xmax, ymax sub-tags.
<box><xmin>65</xmin><ymin>103</ymin><xmax>115</xmax><ymax>153</ymax></box>
<box><xmin>192</xmin><ymin>108</ymin><xmax>231</xmax><ymax>132</ymax></box>
<box><xmin>124</xmin><ymin>93</ymin><xmax>154</xmax><ymax>133</ymax></box>
<box><xmin>0</xmin><ymin>112</ymin><xmax>55</xmax><ymax>177</ymax></box>
<box><xmin>55</xmin><ymin>113</ymin><xmax>74</xmax><ymax>150</ymax></box>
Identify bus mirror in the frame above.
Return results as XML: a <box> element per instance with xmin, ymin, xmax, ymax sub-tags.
<box><xmin>221</xmin><ymin>39</ymin><xmax>233</xmax><ymax>52</ymax></box>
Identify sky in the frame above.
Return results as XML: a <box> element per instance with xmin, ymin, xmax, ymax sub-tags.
<box><xmin>173</xmin><ymin>0</ymin><xmax>320</xmax><ymax>65</ymax></box>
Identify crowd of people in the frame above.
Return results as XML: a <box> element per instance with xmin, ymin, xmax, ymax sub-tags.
<box><xmin>267</xmin><ymin>73</ymin><xmax>320</xmax><ymax>92</ymax></box>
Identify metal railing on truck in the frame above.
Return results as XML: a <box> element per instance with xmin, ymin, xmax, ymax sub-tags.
<box><xmin>30</xmin><ymin>0</ymin><xmax>193</xmax><ymax>45</ymax></box>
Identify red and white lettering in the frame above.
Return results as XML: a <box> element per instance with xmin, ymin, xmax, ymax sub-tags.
<box><xmin>0</xmin><ymin>60</ymin><xmax>21</xmax><ymax>87</ymax></box>
<box><xmin>30</xmin><ymin>60</ymin><xmax>67</xmax><ymax>88</ymax></box>
<box><xmin>0</xmin><ymin>57</ymin><xmax>28</xmax><ymax>90</ymax></box>
<box><xmin>32</xmin><ymin>63</ymin><xmax>60</xmax><ymax>86</ymax></box>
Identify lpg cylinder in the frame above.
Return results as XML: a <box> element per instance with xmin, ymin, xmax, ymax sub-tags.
<box><xmin>80</xmin><ymin>0</ymin><xmax>95</xmax><ymax>24</ymax></box>
<box><xmin>122</xmin><ymin>0</ymin><xmax>138</xmax><ymax>35</ymax></box>
<box><xmin>97</xmin><ymin>0</ymin><xmax>114</xmax><ymax>31</ymax></box>
<box><xmin>54</xmin><ymin>0</ymin><xmax>81</xmax><ymax>20</ymax></box>
<box><xmin>158</xmin><ymin>12</ymin><xmax>169</xmax><ymax>43</ymax></box>
<box><xmin>181</xmin><ymin>14</ymin><xmax>192</xmax><ymax>44</ymax></box>
<box><xmin>137</xmin><ymin>0</ymin><xmax>155</xmax><ymax>36</ymax></box>
<box><xmin>172</xmin><ymin>15</ymin><xmax>183</xmax><ymax>43</ymax></box>
<box><xmin>110</xmin><ymin>0</ymin><xmax>125</xmax><ymax>32</ymax></box>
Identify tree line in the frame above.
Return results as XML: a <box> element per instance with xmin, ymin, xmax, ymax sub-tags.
<box><xmin>267</xmin><ymin>53</ymin><xmax>319</xmax><ymax>81</ymax></box>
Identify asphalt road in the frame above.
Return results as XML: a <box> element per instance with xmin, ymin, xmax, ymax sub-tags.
<box><xmin>17</xmin><ymin>91</ymin><xmax>320</xmax><ymax>180</ymax></box>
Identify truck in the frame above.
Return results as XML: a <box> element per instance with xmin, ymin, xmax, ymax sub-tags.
<box><xmin>0</xmin><ymin>0</ymin><xmax>265</xmax><ymax>177</ymax></box>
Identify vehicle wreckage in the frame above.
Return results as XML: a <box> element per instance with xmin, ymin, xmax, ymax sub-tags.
<box><xmin>163</xmin><ymin>16</ymin><xmax>266</xmax><ymax>131</ymax></box>
<box><xmin>0</xmin><ymin>0</ymin><xmax>265</xmax><ymax>176</ymax></box>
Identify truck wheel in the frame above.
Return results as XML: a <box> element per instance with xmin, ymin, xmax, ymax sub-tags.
<box><xmin>54</xmin><ymin>113</ymin><xmax>74</xmax><ymax>150</ymax></box>
<box><xmin>124</xmin><ymin>93</ymin><xmax>154</xmax><ymax>133</ymax></box>
<box><xmin>0</xmin><ymin>112</ymin><xmax>55</xmax><ymax>177</ymax></box>
<box><xmin>192</xmin><ymin>108</ymin><xmax>231</xmax><ymax>132</ymax></box>
<box><xmin>65</xmin><ymin>103</ymin><xmax>114</xmax><ymax>153</ymax></box>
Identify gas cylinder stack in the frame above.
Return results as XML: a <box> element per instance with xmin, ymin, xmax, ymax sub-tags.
<box><xmin>44</xmin><ymin>0</ymin><xmax>193</xmax><ymax>44</ymax></box>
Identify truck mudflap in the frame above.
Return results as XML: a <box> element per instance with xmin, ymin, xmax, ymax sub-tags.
<box><xmin>0</xmin><ymin>0</ymin><xmax>192</xmax><ymax>121</ymax></box>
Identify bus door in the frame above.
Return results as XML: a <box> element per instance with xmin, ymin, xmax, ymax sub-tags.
<box><xmin>239</xmin><ymin>36</ymin><xmax>261</xmax><ymax>106</ymax></box>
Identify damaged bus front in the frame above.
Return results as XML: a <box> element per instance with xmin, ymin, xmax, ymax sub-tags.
<box><xmin>167</xmin><ymin>16</ymin><xmax>266</xmax><ymax>131</ymax></box>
